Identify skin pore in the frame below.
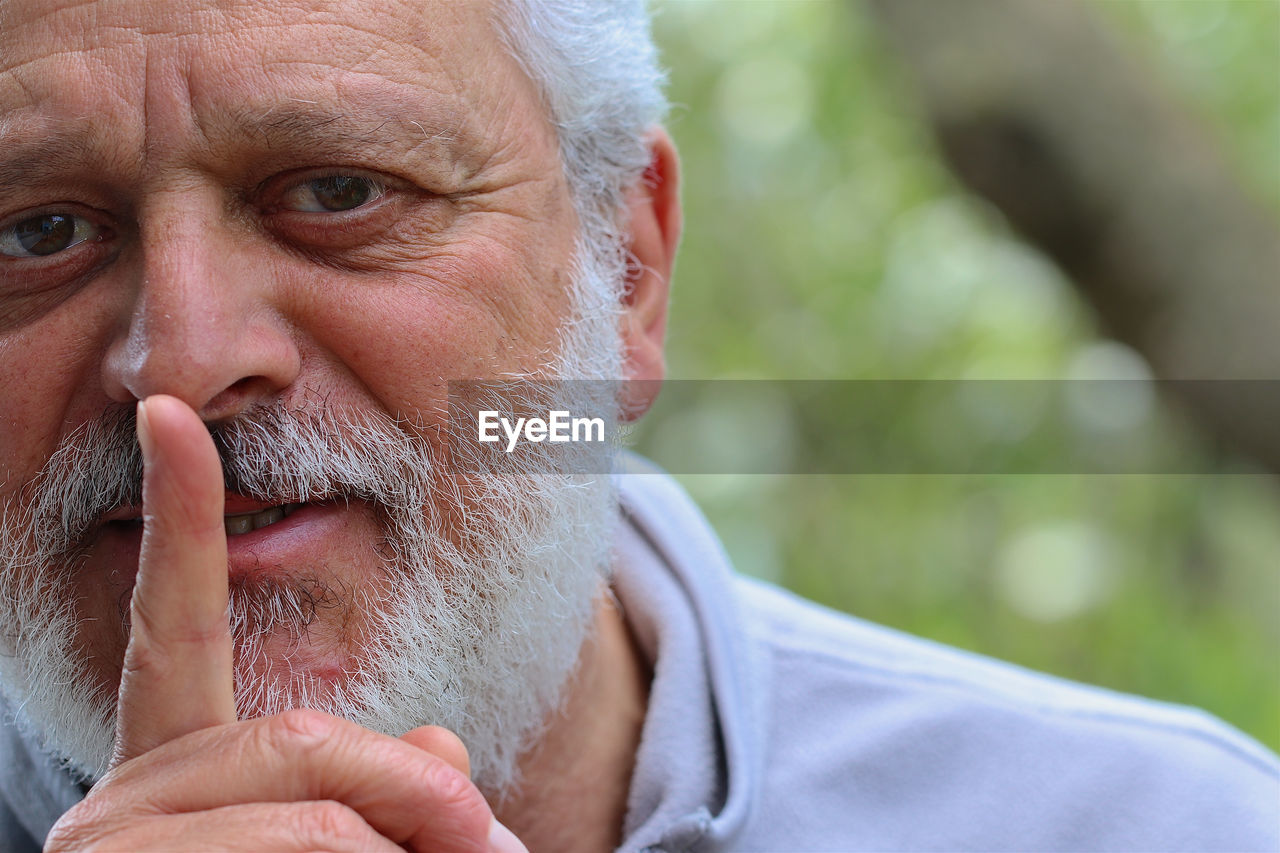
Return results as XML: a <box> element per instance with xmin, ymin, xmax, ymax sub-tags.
<box><xmin>0</xmin><ymin>0</ymin><xmax>680</xmax><ymax>850</ymax></box>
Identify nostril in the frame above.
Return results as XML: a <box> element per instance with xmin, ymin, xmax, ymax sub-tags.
<box><xmin>201</xmin><ymin>375</ymin><xmax>277</xmax><ymax>421</ymax></box>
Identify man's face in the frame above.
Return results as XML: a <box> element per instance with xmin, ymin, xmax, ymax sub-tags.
<box><xmin>0</xmin><ymin>0</ymin><xmax>619</xmax><ymax>790</ymax></box>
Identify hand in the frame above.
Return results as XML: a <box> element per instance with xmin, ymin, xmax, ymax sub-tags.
<box><xmin>45</xmin><ymin>395</ymin><xmax>526</xmax><ymax>852</ymax></box>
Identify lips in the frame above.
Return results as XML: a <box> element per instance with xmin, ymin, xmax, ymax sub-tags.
<box><xmin>92</xmin><ymin>496</ymin><xmax>363</xmax><ymax>588</ymax></box>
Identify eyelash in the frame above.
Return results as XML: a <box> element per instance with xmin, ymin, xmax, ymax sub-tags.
<box><xmin>0</xmin><ymin>209</ymin><xmax>110</xmax><ymax>260</ymax></box>
<box><xmin>273</xmin><ymin>173</ymin><xmax>389</xmax><ymax>214</ymax></box>
<box><xmin>0</xmin><ymin>170</ymin><xmax>407</xmax><ymax>270</ymax></box>
<box><xmin>259</xmin><ymin>170</ymin><xmax>411</xmax><ymax>250</ymax></box>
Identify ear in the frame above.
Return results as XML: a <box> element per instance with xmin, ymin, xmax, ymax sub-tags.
<box><xmin>618</xmin><ymin>128</ymin><xmax>681</xmax><ymax>421</ymax></box>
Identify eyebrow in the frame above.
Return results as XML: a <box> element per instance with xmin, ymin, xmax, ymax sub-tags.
<box><xmin>0</xmin><ymin>129</ymin><xmax>102</xmax><ymax>194</ymax></box>
<box><xmin>0</xmin><ymin>103</ymin><xmax>465</xmax><ymax>194</ymax></box>
<box><xmin>219</xmin><ymin>106</ymin><xmax>411</xmax><ymax>156</ymax></box>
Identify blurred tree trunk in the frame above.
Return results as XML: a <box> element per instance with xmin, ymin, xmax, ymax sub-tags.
<box><xmin>863</xmin><ymin>0</ymin><xmax>1280</xmax><ymax>476</ymax></box>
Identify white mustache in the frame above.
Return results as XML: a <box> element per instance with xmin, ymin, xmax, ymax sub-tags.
<box><xmin>23</xmin><ymin>402</ymin><xmax>442</xmax><ymax>561</ymax></box>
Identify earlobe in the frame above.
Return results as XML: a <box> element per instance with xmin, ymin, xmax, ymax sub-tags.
<box><xmin>618</xmin><ymin>128</ymin><xmax>681</xmax><ymax>421</ymax></box>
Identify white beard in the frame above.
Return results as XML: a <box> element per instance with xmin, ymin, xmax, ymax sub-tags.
<box><xmin>0</xmin><ymin>235</ymin><xmax>626</xmax><ymax>797</ymax></box>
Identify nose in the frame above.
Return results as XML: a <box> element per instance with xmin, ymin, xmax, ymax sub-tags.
<box><xmin>101</xmin><ymin>191</ymin><xmax>301</xmax><ymax>421</ymax></box>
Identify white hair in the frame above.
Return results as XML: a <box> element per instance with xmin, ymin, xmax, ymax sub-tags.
<box><xmin>493</xmin><ymin>0</ymin><xmax>668</xmax><ymax>253</ymax></box>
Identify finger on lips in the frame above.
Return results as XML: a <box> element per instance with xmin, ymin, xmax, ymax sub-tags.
<box><xmin>113</xmin><ymin>394</ymin><xmax>237</xmax><ymax>766</ymax></box>
<box><xmin>74</xmin><ymin>396</ymin><xmax>518</xmax><ymax>852</ymax></box>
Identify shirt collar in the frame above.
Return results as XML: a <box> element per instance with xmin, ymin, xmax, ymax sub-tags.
<box><xmin>613</xmin><ymin>457</ymin><xmax>761</xmax><ymax>851</ymax></box>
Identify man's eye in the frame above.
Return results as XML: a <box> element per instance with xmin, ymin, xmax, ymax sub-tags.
<box><xmin>281</xmin><ymin>176</ymin><xmax>386</xmax><ymax>213</ymax></box>
<box><xmin>0</xmin><ymin>214</ymin><xmax>102</xmax><ymax>258</ymax></box>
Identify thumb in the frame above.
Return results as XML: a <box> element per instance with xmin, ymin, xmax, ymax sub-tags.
<box><xmin>400</xmin><ymin>725</ymin><xmax>471</xmax><ymax>778</ymax></box>
<box><xmin>399</xmin><ymin>728</ymin><xmax>530</xmax><ymax>853</ymax></box>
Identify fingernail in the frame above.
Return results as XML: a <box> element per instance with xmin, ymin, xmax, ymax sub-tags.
<box><xmin>489</xmin><ymin>818</ymin><xmax>529</xmax><ymax>853</ymax></box>
<box><xmin>136</xmin><ymin>398</ymin><xmax>155</xmax><ymax>464</ymax></box>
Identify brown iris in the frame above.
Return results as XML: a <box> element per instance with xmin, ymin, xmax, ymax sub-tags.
<box><xmin>14</xmin><ymin>215</ymin><xmax>77</xmax><ymax>256</ymax></box>
<box><xmin>308</xmin><ymin>176</ymin><xmax>378</xmax><ymax>211</ymax></box>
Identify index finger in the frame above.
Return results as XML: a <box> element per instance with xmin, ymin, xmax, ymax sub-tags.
<box><xmin>112</xmin><ymin>394</ymin><xmax>237</xmax><ymax>766</ymax></box>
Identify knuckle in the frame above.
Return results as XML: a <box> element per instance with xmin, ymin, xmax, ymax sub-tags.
<box><xmin>44</xmin><ymin>799</ymin><xmax>112</xmax><ymax>852</ymax></box>
<box><xmin>119</xmin><ymin>636</ymin><xmax>174</xmax><ymax>683</ymax></box>
<box><xmin>300</xmin><ymin>800</ymin><xmax>372</xmax><ymax>847</ymax></box>
<box><xmin>129</xmin><ymin>595</ymin><xmax>229</xmax><ymax>646</ymax></box>
<box><xmin>271</xmin><ymin>707</ymin><xmax>342</xmax><ymax>745</ymax></box>
<box><xmin>43</xmin><ymin>824</ymin><xmax>90</xmax><ymax>853</ymax></box>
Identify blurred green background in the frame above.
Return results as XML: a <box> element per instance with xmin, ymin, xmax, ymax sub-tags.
<box><xmin>648</xmin><ymin>0</ymin><xmax>1279</xmax><ymax>751</ymax></box>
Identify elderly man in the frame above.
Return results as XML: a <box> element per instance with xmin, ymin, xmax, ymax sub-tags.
<box><xmin>0</xmin><ymin>1</ymin><xmax>1275</xmax><ymax>851</ymax></box>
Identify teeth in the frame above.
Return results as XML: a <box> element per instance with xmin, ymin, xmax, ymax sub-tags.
<box><xmin>225</xmin><ymin>515</ymin><xmax>254</xmax><ymax>536</ymax></box>
<box><xmin>224</xmin><ymin>503</ymin><xmax>300</xmax><ymax>536</ymax></box>
<box><xmin>252</xmin><ymin>507</ymin><xmax>284</xmax><ymax>530</ymax></box>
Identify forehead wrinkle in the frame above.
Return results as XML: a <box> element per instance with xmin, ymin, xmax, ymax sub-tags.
<box><xmin>0</xmin><ymin>2</ymin><xmax>543</xmax><ymax>194</ymax></box>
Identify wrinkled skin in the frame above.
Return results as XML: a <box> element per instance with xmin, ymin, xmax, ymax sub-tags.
<box><xmin>0</xmin><ymin>0</ymin><xmax>679</xmax><ymax>850</ymax></box>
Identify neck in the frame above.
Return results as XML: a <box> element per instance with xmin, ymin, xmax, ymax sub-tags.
<box><xmin>494</xmin><ymin>589</ymin><xmax>650</xmax><ymax>853</ymax></box>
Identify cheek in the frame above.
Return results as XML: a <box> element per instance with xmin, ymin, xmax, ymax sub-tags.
<box><xmin>69</xmin><ymin>570</ymin><xmax>131</xmax><ymax>700</ymax></box>
<box><xmin>285</xmin><ymin>231</ymin><xmax>574</xmax><ymax>421</ymax></box>
<box><xmin>0</xmin><ymin>293</ymin><xmax>120</xmax><ymax>501</ymax></box>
